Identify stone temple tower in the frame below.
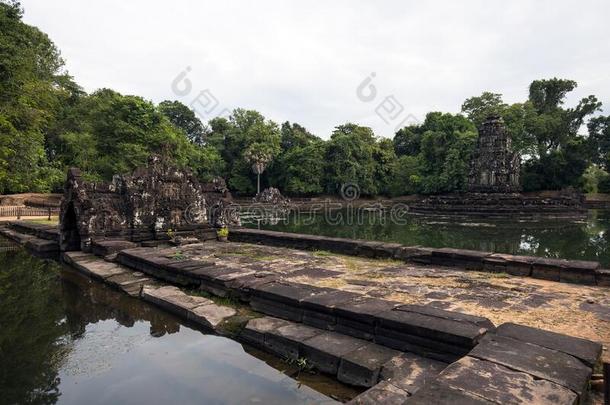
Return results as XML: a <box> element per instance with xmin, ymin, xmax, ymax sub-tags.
<box><xmin>468</xmin><ymin>115</ymin><xmax>520</xmax><ymax>193</ymax></box>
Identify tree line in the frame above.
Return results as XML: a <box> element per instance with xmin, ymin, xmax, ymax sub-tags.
<box><xmin>2</xmin><ymin>1</ymin><xmax>610</xmax><ymax>197</ymax></box>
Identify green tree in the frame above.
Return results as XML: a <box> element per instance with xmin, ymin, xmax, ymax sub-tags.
<box><xmin>0</xmin><ymin>1</ymin><xmax>75</xmax><ymax>192</ymax></box>
<box><xmin>158</xmin><ymin>100</ymin><xmax>207</xmax><ymax>146</ymax></box>
<box><xmin>587</xmin><ymin>115</ymin><xmax>610</xmax><ymax>171</ymax></box>
<box><xmin>325</xmin><ymin>123</ymin><xmax>379</xmax><ymax>195</ymax></box>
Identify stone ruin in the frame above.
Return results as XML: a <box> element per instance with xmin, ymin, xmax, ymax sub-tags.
<box><xmin>59</xmin><ymin>155</ymin><xmax>238</xmax><ymax>251</ymax></box>
<box><xmin>468</xmin><ymin>115</ymin><xmax>520</xmax><ymax>193</ymax></box>
<box><xmin>410</xmin><ymin>116</ymin><xmax>586</xmax><ymax>217</ymax></box>
<box><xmin>252</xmin><ymin>187</ymin><xmax>290</xmax><ymax>205</ymax></box>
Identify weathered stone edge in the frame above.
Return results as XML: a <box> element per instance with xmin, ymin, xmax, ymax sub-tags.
<box><xmin>229</xmin><ymin>228</ymin><xmax>609</xmax><ymax>286</ymax></box>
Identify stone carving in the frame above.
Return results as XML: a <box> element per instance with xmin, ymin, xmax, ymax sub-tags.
<box><xmin>59</xmin><ymin>155</ymin><xmax>235</xmax><ymax>251</ymax></box>
<box><xmin>468</xmin><ymin>116</ymin><xmax>520</xmax><ymax>193</ymax></box>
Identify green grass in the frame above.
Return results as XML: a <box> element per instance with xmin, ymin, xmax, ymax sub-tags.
<box><xmin>23</xmin><ymin>217</ymin><xmax>59</xmax><ymax>225</ymax></box>
<box><xmin>312</xmin><ymin>250</ymin><xmax>334</xmax><ymax>257</ymax></box>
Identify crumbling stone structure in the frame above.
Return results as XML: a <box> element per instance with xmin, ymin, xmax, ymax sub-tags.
<box><xmin>410</xmin><ymin>116</ymin><xmax>585</xmax><ymax>217</ymax></box>
<box><xmin>59</xmin><ymin>156</ymin><xmax>236</xmax><ymax>251</ymax></box>
<box><xmin>468</xmin><ymin>115</ymin><xmax>520</xmax><ymax>193</ymax></box>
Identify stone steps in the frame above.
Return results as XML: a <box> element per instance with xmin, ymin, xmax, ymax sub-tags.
<box><xmin>241</xmin><ymin>315</ymin><xmax>447</xmax><ymax>390</ymax></box>
<box><xmin>62</xmin><ymin>252</ymin><xmax>237</xmax><ymax>330</ymax></box>
<box><xmin>116</xmin><ymin>246</ymin><xmax>495</xmax><ymax>363</ymax></box>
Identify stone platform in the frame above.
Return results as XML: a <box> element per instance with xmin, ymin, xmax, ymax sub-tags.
<box><xmin>409</xmin><ymin>192</ymin><xmax>587</xmax><ymax>219</ymax></box>
<box><xmin>2</xmin><ymin>221</ymin><xmax>607</xmax><ymax>403</ymax></box>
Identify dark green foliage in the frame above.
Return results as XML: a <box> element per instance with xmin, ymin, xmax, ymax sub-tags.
<box><xmin>598</xmin><ymin>175</ymin><xmax>610</xmax><ymax>193</ymax></box>
<box><xmin>390</xmin><ymin>113</ymin><xmax>477</xmax><ymax>195</ymax></box>
<box><xmin>1</xmin><ymin>1</ymin><xmax>607</xmax><ymax>196</ymax></box>
<box><xmin>158</xmin><ymin>100</ymin><xmax>207</xmax><ymax>146</ymax></box>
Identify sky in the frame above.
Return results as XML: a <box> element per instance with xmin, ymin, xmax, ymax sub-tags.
<box><xmin>21</xmin><ymin>0</ymin><xmax>610</xmax><ymax>138</ymax></box>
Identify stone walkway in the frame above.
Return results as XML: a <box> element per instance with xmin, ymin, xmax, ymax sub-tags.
<box><xmin>168</xmin><ymin>241</ymin><xmax>610</xmax><ymax>361</ymax></box>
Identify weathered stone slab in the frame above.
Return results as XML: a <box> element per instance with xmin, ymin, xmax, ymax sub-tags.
<box><xmin>379</xmin><ymin>352</ymin><xmax>447</xmax><ymax>394</ymax></box>
<box><xmin>356</xmin><ymin>241</ymin><xmax>386</xmax><ymax>258</ymax></box>
<box><xmin>141</xmin><ymin>286</ymin><xmax>212</xmax><ymax>318</ymax></box>
<box><xmin>301</xmin><ymin>331</ymin><xmax>367</xmax><ymax>375</ymax></box>
<box><xmin>334</xmin><ymin>297</ymin><xmax>399</xmax><ymax>325</ymax></box>
<box><xmin>406</xmin><ymin>380</ymin><xmax>495</xmax><ymax>404</ymax></box>
<box><xmin>374</xmin><ymin>327</ymin><xmax>466</xmax><ymax>363</ymax></box>
<box><xmin>596</xmin><ymin>268</ymin><xmax>610</xmax><ymax>286</ymax></box>
<box><xmin>72</xmin><ymin>257</ymin><xmax>129</xmax><ymax>280</ymax></box>
<box><xmin>252</xmin><ymin>281</ymin><xmax>327</xmax><ymax>307</ymax></box>
<box><xmin>250</xmin><ymin>296</ymin><xmax>303</xmax><ymax>322</ymax></box>
<box><xmin>438</xmin><ymin>356</ymin><xmax>578</xmax><ymax>405</ymax></box>
<box><xmin>91</xmin><ymin>239</ymin><xmax>138</xmax><ymax>257</ymax></box>
<box><xmin>531</xmin><ymin>257</ymin><xmax>564</xmax><ymax>281</ymax></box>
<box><xmin>484</xmin><ymin>253</ymin><xmax>534</xmax><ymax>276</ymax></box>
<box><xmin>337</xmin><ymin>343</ymin><xmax>401</xmax><ymax>387</ymax></box>
<box><xmin>393</xmin><ymin>304</ymin><xmax>495</xmax><ymax>331</ymax></box>
<box><xmin>377</xmin><ymin>309</ymin><xmax>488</xmax><ymax>348</ymax></box>
<box><xmin>265</xmin><ymin>323</ymin><xmax>323</xmax><ymax>360</ymax></box>
<box><xmin>469</xmin><ymin>334</ymin><xmax>592</xmax><ymax>396</ymax></box>
<box><xmin>346</xmin><ymin>381</ymin><xmax>410</xmax><ymax>405</ymax></box>
<box><xmin>240</xmin><ymin>317</ymin><xmax>291</xmax><ymax>346</ymax></box>
<box><xmin>560</xmin><ymin>261</ymin><xmax>598</xmax><ymax>285</ymax></box>
<box><xmin>187</xmin><ymin>303</ymin><xmax>236</xmax><ymax>329</ymax></box>
<box><xmin>495</xmin><ymin>322</ymin><xmax>602</xmax><ymax>367</ymax></box>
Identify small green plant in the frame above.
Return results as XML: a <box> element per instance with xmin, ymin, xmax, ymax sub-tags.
<box><xmin>217</xmin><ymin>227</ymin><xmax>229</xmax><ymax>237</ymax></box>
<box><xmin>286</xmin><ymin>356</ymin><xmax>313</xmax><ymax>372</ymax></box>
<box><xmin>166</xmin><ymin>228</ymin><xmax>176</xmax><ymax>239</ymax></box>
<box><xmin>171</xmin><ymin>250</ymin><xmax>186</xmax><ymax>261</ymax></box>
<box><xmin>312</xmin><ymin>250</ymin><xmax>333</xmax><ymax>257</ymax></box>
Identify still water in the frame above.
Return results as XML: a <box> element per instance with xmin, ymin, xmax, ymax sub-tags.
<box><xmin>244</xmin><ymin>209</ymin><xmax>610</xmax><ymax>266</ymax></box>
<box><xmin>0</xmin><ymin>239</ymin><xmax>354</xmax><ymax>405</ymax></box>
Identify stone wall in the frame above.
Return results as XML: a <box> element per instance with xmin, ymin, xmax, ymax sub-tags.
<box><xmin>59</xmin><ymin>156</ymin><xmax>235</xmax><ymax>251</ymax></box>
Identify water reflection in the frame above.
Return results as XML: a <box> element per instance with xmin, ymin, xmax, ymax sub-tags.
<box><xmin>0</xmin><ymin>244</ymin><xmax>350</xmax><ymax>404</ymax></box>
<box><xmin>246</xmin><ymin>209</ymin><xmax>610</xmax><ymax>266</ymax></box>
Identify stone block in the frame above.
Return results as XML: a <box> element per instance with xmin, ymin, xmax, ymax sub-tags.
<box><xmin>265</xmin><ymin>323</ymin><xmax>323</xmax><ymax>360</ymax></box>
<box><xmin>346</xmin><ymin>381</ymin><xmax>410</xmax><ymax>405</ymax></box>
<box><xmin>376</xmin><ymin>309</ymin><xmax>488</xmax><ymax>348</ymax></box>
<box><xmin>240</xmin><ymin>317</ymin><xmax>291</xmax><ymax>346</ymax></box>
<box><xmin>187</xmin><ymin>303</ymin><xmax>236</xmax><ymax>329</ymax></box>
<box><xmin>406</xmin><ymin>380</ymin><xmax>495</xmax><ymax>404</ymax></box>
<box><xmin>356</xmin><ymin>241</ymin><xmax>386</xmax><ymax>258</ymax></box>
<box><xmin>250</xmin><ymin>296</ymin><xmax>303</xmax><ymax>322</ymax></box>
<box><xmin>251</xmin><ymin>281</ymin><xmax>327</xmax><ymax>307</ymax></box>
<box><xmin>91</xmin><ymin>239</ymin><xmax>138</xmax><ymax>257</ymax></box>
<box><xmin>334</xmin><ymin>297</ymin><xmax>399</xmax><ymax>325</ymax></box>
<box><xmin>560</xmin><ymin>265</ymin><xmax>597</xmax><ymax>285</ymax></box>
<box><xmin>531</xmin><ymin>257</ymin><xmax>563</xmax><ymax>281</ymax></box>
<box><xmin>337</xmin><ymin>343</ymin><xmax>401</xmax><ymax>387</ymax></box>
<box><xmin>596</xmin><ymin>269</ymin><xmax>610</xmax><ymax>286</ymax></box>
<box><xmin>141</xmin><ymin>286</ymin><xmax>212</xmax><ymax>319</ymax></box>
<box><xmin>379</xmin><ymin>352</ymin><xmax>447</xmax><ymax>394</ymax></box>
<box><xmin>438</xmin><ymin>356</ymin><xmax>578</xmax><ymax>405</ymax></box>
<box><xmin>469</xmin><ymin>334</ymin><xmax>592</xmax><ymax>396</ymax></box>
<box><xmin>301</xmin><ymin>331</ymin><xmax>367</xmax><ymax>375</ymax></box>
<box><xmin>393</xmin><ymin>304</ymin><xmax>495</xmax><ymax>331</ymax></box>
<box><xmin>486</xmin><ymin>253</ymin><xmax>533</xmax><ymax>276</ymax></box>
<box><xmin>495</xmin><ymin>322</ymin><xmax>602</xmax><ymax>368</ymax></box>
<box><xmin>374</xmin><ymin>327</ymin><xmax>466</xmax><ymax>363</ymax></box>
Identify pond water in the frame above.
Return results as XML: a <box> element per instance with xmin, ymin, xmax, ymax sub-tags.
<box><xmin>243</xmin><ymin>209</ymin><xmax>610</xmax><ymax>266</ymax></box>
<box><xmin>0</xmin><ymin>239</ymin><xmax>355</xmax><ymax>405</ymax></box>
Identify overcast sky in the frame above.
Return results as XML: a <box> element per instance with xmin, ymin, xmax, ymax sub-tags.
<box><xmin>21</xmin><ymin>0</ymin><xmax>610</xmax><ymax>138</ymax></box>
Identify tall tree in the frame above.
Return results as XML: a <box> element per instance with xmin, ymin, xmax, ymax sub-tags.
<box><xmin>158</xmin><ymin>100</ymin><xmax>207</xmax><ymax>146</ymax></box>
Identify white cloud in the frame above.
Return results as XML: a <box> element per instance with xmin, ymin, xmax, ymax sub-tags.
<box><xmin>21</xmin><ymin>0</ymin><xmax>610</xmax><ymax>138</ymax></box>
